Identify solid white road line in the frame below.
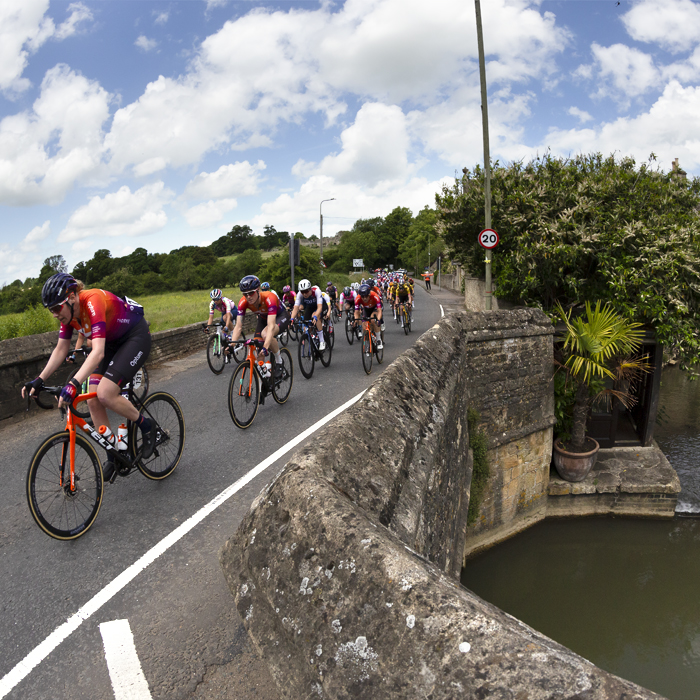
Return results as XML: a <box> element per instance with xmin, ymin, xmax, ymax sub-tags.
<box><xmin>0</xmin><ymin>389</ymin><xmax>367</xmax><ymax>699</ymax></box>
<box><xmin>100</xmin><ymin>620</ymin><xmax>152</xmax><ymax>700</ymax></box>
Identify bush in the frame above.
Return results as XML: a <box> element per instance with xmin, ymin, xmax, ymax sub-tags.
<box><xmin>0</xmin><ymin>305</ymin><xmax>56</xmax><ymax>340</ymax></box>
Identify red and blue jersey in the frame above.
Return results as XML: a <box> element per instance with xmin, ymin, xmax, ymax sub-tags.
<box><xmin>59</xmin><ymin>289</ymin><xmax>144</xmax><ymax>342</ymax></box>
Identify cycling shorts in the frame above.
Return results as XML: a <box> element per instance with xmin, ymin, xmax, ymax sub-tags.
<box><xmin>93</xmin><ymin>317</ymin><xmax>151</xmax><ymax>388</ymax></box>
<box><xmin>361</xmin><ymin>307</ymin><xmax>379</xmax><ymax>321</ymax></box>
<box><xmin>302</xmin><ymin>302</ymin><xmax>328</xmax><ymax>322</ymax></box>
<box><xmin>254</xmin><ymin>305</ymin><xmax>290</xmax><ymax>337</ymax></box>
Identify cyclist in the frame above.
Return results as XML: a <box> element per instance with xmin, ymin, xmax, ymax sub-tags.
<box><xmin>326</xmin><ymin>282</ymin><xmax>338</xmax><ymax>314</ymax></box>
<box><xmin>339</xmin><ymin>286</ymin><xmax>357</xmax><ymax>317</ymax></box>
<box><xmin>290</xmin><ymin>279</ymin><xmax>327</xmax><ymax>351</ymax></box>
<box><xmin>205</xmin><ymin>288</ymin><xmax>238</xmax><ymax>337</ymax></box>
<box><xmin>354</xmin><ymin>283</ymin><xmax>383</xmax><ymax>350</ymax></box>
<box><xmin>395</xmin><ymin>279</ymin><xmax>413</xmax><ymax>326</ymax></box>
<box><xmin>282</xmin><ymin>285</ymin><xmax>296</xmax><ymax>309</ymax></box>
<box><xmin>22</xmin><ymin>273</ymin><xmax>157</xmax><ymax>481</ymax></box>
<box><xmin>230</xmin><ymin>275</ymin><xmax>289</xmax><ymax>377</ymax></box>
<box><xmin>261</xmin><ymin>282</ymin><xmax>271</xmax><ymax>291</ymax></box>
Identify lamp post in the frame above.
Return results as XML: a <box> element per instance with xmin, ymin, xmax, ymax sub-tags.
<box><xmin>319</xmin><ymin>198</ymin><xmax>335</xmax><ymax>263</ymax></box>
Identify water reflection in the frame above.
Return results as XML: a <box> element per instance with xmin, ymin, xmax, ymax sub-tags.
<box><xmin>462</xmin><ymin>518</ymin><xmax>700</xmax><ymax>699</ymax></box>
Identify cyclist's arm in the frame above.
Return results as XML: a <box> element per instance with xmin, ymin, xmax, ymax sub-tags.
<box><xmin>23</xmin><ymin>337</ymin><xmax>72</xmax><ymax>397</ymax></box>
<box><xmin>230</xmin><ymin>313</ymin><xmax>244</xmax><ymax>342</ymax></box>
<box><xmin>264</xmin><ymin>312</ymin><xmax>277</xmax><ymax>352</ymax></box>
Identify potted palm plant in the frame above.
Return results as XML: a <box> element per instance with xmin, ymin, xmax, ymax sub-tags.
<box><xmin>552</xmin><ymin>301</ymin><xmax>649</xmax><ymax>482</ymax></box>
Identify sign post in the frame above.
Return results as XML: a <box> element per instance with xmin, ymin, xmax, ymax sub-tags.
<box><xmin>478</xmin><ymin>229</ymin><xmax>498</xmax><ymax>309</ymax></box>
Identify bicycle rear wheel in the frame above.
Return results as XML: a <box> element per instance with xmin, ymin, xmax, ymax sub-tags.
<box><xmin>403</xmin><ymin>307</ymin><xmax>409</xmax><ymax>335</ymax></box>
<box><xmin>362</xmin><ymin>331</ymin><xmax>373</xmax><ymax>375</ymax></box>
<box><xmin>207</xmin><ymin>333</ymin><xmax>226</xmax><ymax>374</ymax></box>
<box><xmin>27</xmin><ymin>432</ymin><xmax>103</xmax><ymax>540</ymax></box>
<box><xmin>287</xmin><ymin>321</ymin><xmax>297</xmax><ymax>342</ymax></box>
<box><xmin>272</xmin><ymin>347</ymin><xmax>293</xmax><ymax>404</ymax></box>
<box><xmin>298</xmin><ymin>333</ymin><xmax>315</xmax><ymax>379</ymax></box>
<box><xmin>319</xmin><ymin>329</ymin><xmax>332</xmax><ymax>367</ymax></box>
<box><xmin>135</xmin><ymin>392</ymin><xmax>185</xmax><ymax>479</ymax></box>
<box><xmin>327</xmin><ymin>321</ymin><xmax>335</xmax><ymax>350</ymax></box>
<box><xmin>229</xmin><ymin>361</ymin><xmax>260</xmax><ymax>428</ymax></box>
<box><xmin>345</xmin><ymin>316</ymin><xmax>355</xmax><ymax>345</ymax></box>
<box><xmin>232</xmin><ymin>334</ymin><xmax>247</xmax><ymax>364</ymax></box>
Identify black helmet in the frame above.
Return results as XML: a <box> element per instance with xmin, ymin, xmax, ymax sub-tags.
<box><xmin>239</xmin><ymin>275</ymin><xmax>260</xmax><ymax>293</ymax></box>
<box><xmin>343</xmin><ymin>286</ymin><xmax>351</xmax><ymax>296</ymax></box>
<box><xmin>42</xmin><ymin>273</ymin><xmax>77</xmax><ymax>308</ymax></box>
<box><xmin>359</xmin><ymin>284</ymin><xmax>371</xmax><ymax>296</ymax></box>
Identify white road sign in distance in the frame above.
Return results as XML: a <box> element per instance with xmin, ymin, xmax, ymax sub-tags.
<box><xmin>478</xmin><ymin>229</ymin><xmax>499</xmax><ymax>249</ymax></box>
<box><xmin>353</xmin><ymin>259</ymin><xmax>364</xmax><ymax>267</ymax></box>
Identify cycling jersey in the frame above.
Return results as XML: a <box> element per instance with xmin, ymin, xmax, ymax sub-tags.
<box><xmin>294</xmin><ymin>286</ymin><xmax>325</xmax><ymax>310</ymax></box>
<box><xmin>282</xmin><ymin>291</ymin><xmax>296</xmax><ymax>307</ymax></box>
<box><xmin>238</xmin><ymin>290</ymin><xmax>284</xmax><ymax>319</ymax></box>
<box><xmin>355</xmin><ymin>291</ymin><xmax>383</xmax><ymax>312</ymax></box>
<box><xmin>209</xmin><ymin>297</ymin><xmax>238</xmax><ymax>318</ymax></box>
<box><xmin>339</xmin><ymin>290</ymin><xmax>357</xmax><ymax>307</ymax></box>
<box><xmin>59</xmin><ymin>289</ymin><xmax>144</xmax><ymax>343</ymax></box>
<box><xmin>326</xmin><ymin>286</ymin><xmax>337</xmax><ymax>300</ymax></box>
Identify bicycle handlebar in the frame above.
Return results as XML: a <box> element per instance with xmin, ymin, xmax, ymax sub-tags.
<box><xmin>27</xmin><ymin>385</ymin><xmax>61</xmax><ymax>411</ymax></box>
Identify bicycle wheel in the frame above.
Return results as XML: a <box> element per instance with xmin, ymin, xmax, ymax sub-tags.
<box><xmin>27</xmin><ymin>431</ymin><xmax>103</xmax><ymax>540</ymax></box>
<box><xmin>272</xmin><ymin>347</ymin><xmax>294</xmax><ymax>404</ymax></box>
<box><xmin>403</xmin><ymin>307</ymin><xmax>409</xmax><ymax>335</ymax></box>
<box><xmin>319</xmin><ymin>329</ymin><xmax>332</xmax><ymax>367</ymax></box>
<box><xmin>278</xmin><ymin>327</ymin><xmax>288</xmax><ymax>347</ymax></box>
<box><xmin>345</xmin><ymin>316</ymin><xmax>355</xmax><ymax>345</ymax></box>
<box><xmin>327</xmin><ymin>321</ymin><xmax>335</xmax><ymax>350</ymax></box>
<box><xmin>207</xmin><ymin>333</ymin><xmax>226</xmax><ymax>374</ymax></box>
<box><xmin>298</xmin><ymin>332</ymin><xmax>315</xmax><ymax>379</ymax></box>
<box><xmin>229</xmin><ymin>361</ymin><xmax>260</xmax><ymax>428</ymax></box>
<box><xmin>232</xmin><ymin>334</ymin><xmax>248</xmax><ymax>364</ymax></box>
<box><xmin>287</xmin><ymin>321</ymin><xmax>297</xmax><ymax>342</ymax></box>
<box><xmin>362</xmin><ymin>331</ymin><xmax>373</xmax><ymax>375</ymax></box>
<box><xmin>332</xmin><ymin>306</ymin><xmax>340</xmax><ymax>324</ymax></box>
<box><xmin>375</xmin><ymin>332</ymin><xmax>384</xmax><ymax>364</ymax></box>
<box><xmin>135</xmin><ymin>392</ymin><xmax>185</xmax><ymax>479</ymax></box>
<box><xmin>67</xmin><ymin>367</ymin><xmax>91</xmax><ymax>421</ymax></box>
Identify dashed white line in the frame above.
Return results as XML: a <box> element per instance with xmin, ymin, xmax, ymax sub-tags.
<box><xmin>0</xmin><ymin>389</ymin><xmax>367</xmax><ymax>699</ymax></box>
<box><xmin>100</xmin><ymin>620</ymin><xmax>152</xmax><ymax>700</ymax></box>
<box><xmin>440</xmin><ymin>304</ymin><xmax>445</xmax><ymax>317</ymax></box>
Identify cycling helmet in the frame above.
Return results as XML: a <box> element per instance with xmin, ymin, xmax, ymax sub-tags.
<box><xmin>359</xmin><ymin>284</ymin><xmax>371</xmax><ymax>296</ymax></box>
<box><xmin>352</xmin><ymin>282</ymin><xmax>359</xmax><ymax>291</ymax></box>
<box><xmin>343</xmin><ymin>286</ymin><xmax>351</xmax><ymax>296</ymax></box>
<box><xmin>298</xmin><ymin>279</ymin><xmax>311</xmax><ymax>292</ymax></box>
<box><xmin>367</xmin><ymin>278</ymin><xmax>375</xmax><ymax>287</ymax></box>
<box><xmin>239</xmin><ymin>275</ymin><xmax>260</xmax><ymax>293</ymax></box>
<box><xmin>261</xmin><ymin>282</ymin><xmax>270</xmax><ymax>291</ymax></box>
<box><xmin>326</xmin><ymin>281</ymin><xmax>333</xmax><ymax>288</ymax></box>
<box><xmin>210</xmin><ymin>288</ymin><xmax>223</xmax><ymax>301</ymax></box>
<box><xmin>42</xmin><ymin>273</ymin><xmax>78</xmax><ymax>308</ymax></box>
<box><xmin>283</xmin><ymin>285</ymin><xmax>291</xmax><ymax>293</ymax></box>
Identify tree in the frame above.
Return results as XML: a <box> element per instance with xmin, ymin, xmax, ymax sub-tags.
<box><xmin>398</xmin><ymin>206</ymin><xmax>440</xmax><ymax>271</ymax></box>
<box><xmin>42</xmin><ymin>255</ymin><xmax>68</xmax><ymax>275</ymax></box>
<box><xmin>377</xmin><ymin>207</ymin><xmax>413</xmax><ymax>265</ymax></box>
<box><xmin>437</xmin><ymin>152</ymin><xmax>700</xmax><ymax>370</ymax></box>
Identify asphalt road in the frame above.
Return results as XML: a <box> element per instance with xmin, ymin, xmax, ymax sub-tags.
<box><xmin>0</xmin><ymin>285</ymin><xmax>452</xmax><ymax>700</ymax></box>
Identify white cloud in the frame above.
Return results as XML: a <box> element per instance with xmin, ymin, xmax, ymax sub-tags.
<box><xmin>154</xmin><ymin>11</ymin><xmax>169</xmax><ymax>25</ymax></box>
<box><xmin>293</xmin><ymin>103</ymin><xmax>413</xmax><ymax>186</ymax></box>
<box><xmin>59</xmin><ymin>182</ymin><xmax>174</xmax><ymax>242</ymax></box>
<box><xmin>184</xmin><ymin>199</ymin><xmax>238</xmax><ymax>228</ymax></box>
<box><xmin>0</xmin><ymin>1</ymin><xmax>92</xmax><ymax>94</ymax></box>
<box><xmin>183</xmin><ymin>160</ymin><xmax>266</xmax><ymax>200</ymax></box>
<box><xmin>568</xmin><ymin>107</ymin><xmax>592</xmax><ymax>123</ymax></box>
<box><xmin>542</xmin><ymin>81</ymin><xmax>700</xmax><ymax>173</ymax></box>
<box><xmin>0</xmin><ymin>64</ymin><xmax>111</xmax><ymax>205</ymax></box>
<box><xmin>590</xmin><ymin>42</ymin><xmax>660</xmax><ymax>100</ymax></box>
<box><xmin>23</xmin><ymin>220</ymin><xmax>51</xmax><ymax>248</ymax></box>
<box><xmin>623</xmin><ymin>0</ymin><xmax>700</xmax><ymax>54</ymax></box>
<box><xmin>135</xmin><ymin>35</ymin><xmax>158</xmax><ymax>52</ymax></box>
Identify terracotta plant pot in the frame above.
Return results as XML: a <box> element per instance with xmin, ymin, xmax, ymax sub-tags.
<box><xmin>552</xmin><ymin>437</ymin><xmax>600</xmax><ymax>482</ymax></box>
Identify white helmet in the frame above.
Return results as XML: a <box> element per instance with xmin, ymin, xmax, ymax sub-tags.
<box><xmin>298</xmin><ymin>279</ymin><xmax>311</xmax><ymax>292</ymax></box>
<box><xmin>351</xmin><ymin>282</ymin><xmax>359</xmax><ymax>291</ymax></box>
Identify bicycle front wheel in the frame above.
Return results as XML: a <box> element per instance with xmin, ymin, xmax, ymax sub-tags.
<box><xmin>319</xmin><ymin>330</ymin><xmax>332</xmax><ymax>367</ymax></box>
<box><xmin>327</xmin><ymin>321</ymin><xmax>335</xmax><ymax>350</ymax></box>
<box><xmin>278</xmin><ymin>328</ymin><xmax>288</xmax><ymax>347</ymax></box>
<box><xmin>135</xmin><ymin>392</ymin><xmax>185</xmax><ymax>479</ymax></box>
<box><xmin>272</xmin><ymin>347</ymin><xmax>294</xmax><ymax>404</ymax></box>
<box><xmin>298</xmin><ymin>333</ymin><xmax>315</xmax><ymax>379</ymax></box>
<box><xmin>345</xmin><ymin>316</ymin><xmax>355</xmax><ymax>345</ymax></box>
<box><xmin>403</xmin><ymin>308</ymin><xmax>409</xmax><ymax>335</ymax></box>
<box><xmin>27</xmin><ymin>432</ymin><xmax>103</xmax><ymax>540</ymax></box>
<box><xmin>229</xmin><ymin>361</ymin><xmax>260</xmax><ymax>428</ymax></box>
<box><xmin>207</xmin><ymin>333</ymin><xmax>226</xmax><ymax>374</ymax></box>
<box><xmin>362</xmin><ymin>331</ymin><xmax>373</xmax><ymax>375</ymax></box>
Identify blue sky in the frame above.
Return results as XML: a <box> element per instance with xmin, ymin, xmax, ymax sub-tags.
<box><xmin>2</xmin><ymin>0</ymin><xmax>700</xmax><ymax>285</ymax></box>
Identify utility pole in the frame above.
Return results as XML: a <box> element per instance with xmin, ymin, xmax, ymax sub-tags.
<box><xmin>319</xmin><ymin>198</ymin><xmax>335</xmax><ymax>263</ymax></box>
<box><xmin>475</xmin><ymin>0</ymin><xmax>493</xmax><ymax>310</ymax></box>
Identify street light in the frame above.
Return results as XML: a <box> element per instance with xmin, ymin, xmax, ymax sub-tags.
<box><xmin>319</xmin><ymin>198</ymin><xmax>335</xmax><ymax>263</ymax></box>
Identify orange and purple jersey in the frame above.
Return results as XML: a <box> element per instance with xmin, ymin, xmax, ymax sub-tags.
<box><xmin>59</xmin><ymin>289</ymin><xmax>144</xmax><ymax>342</ymax></box>
<box><xmin>237</xmin><ymin>290</ymin><xmax>283</xmax><ymax>318</ymax></box>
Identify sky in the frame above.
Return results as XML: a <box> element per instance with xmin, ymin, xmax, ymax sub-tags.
<box><xmin>2</xmin><ymin>0</ymin><xmax>700</xmax><ymax>285</ymax></box>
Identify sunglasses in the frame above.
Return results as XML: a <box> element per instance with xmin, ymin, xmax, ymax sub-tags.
<box><xmin>243</xmin><ymin>291</ymin><xmax>258</xmax><ymax>298</ymax></box>
<box><xmin>49</xmin><ymin>299</ymin><xmax>68</xmax><ymax>315</ymax></box>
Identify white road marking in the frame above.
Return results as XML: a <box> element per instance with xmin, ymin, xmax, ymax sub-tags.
<box><xmin>440</xmin><ymin>304</ymin><xmax>445</xmax><ymax>317</ymax></box>
<box><xmin>0</xmin><ymin>389</ymin><xmax>366</xmax><ymax>699</ymax></box>
<box><xmin>100</xmin><ymin>620</ymin><xmax>152</xmax><ymax>700</ymax></box>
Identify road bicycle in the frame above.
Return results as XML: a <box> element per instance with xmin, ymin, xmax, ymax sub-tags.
<box><xmin>26</xmin><ymin>383</ymin><xmax>185</xmax><ymax>540</ymax></box>
<box><xmin>397</xmin><ymin>301</ymin><xmax>412</xmax><ymax>334</ymax></box>
<box><xmin>296</xmin><ymin>319</ymin><xmax>332</xmax><ymax>379</ymax></box>
<box><xmin>360</xmin><ymin>316</ymin><xmax>384</xmax><ymax>375</ymax></box>
<box><xmin>284</xmin><ymin>303</ymin><xmax>298</xmax><ymax>341</ymax></box>
<box><xmin>66</xmin><ymin>347</ymin><xmax>149</xmax><ymax>421</ymax></box>
<box><xmin>204</xmin><ymin>321</ymin><xmax>246</xmax><ymax>374</ymax></box>
<box><xmin>228</xmin><ymin>338</ymin><xmax>293</xmax><ymax>428</ymax></box>
<box><xmin>330</xmin><ymin>300</ymin><xmax>341</xmax><ymax>324</ymax></box>
<box><xmin>324</xmin><ymin>314</ymin><xmax>336</xmax><ymax>350</ymax></box>
<box><xmin>344</xmin><ymin>309</ymin><xmax>357</xmax><ymax>345</ymax></box>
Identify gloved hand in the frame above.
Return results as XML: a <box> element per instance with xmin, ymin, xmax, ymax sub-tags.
<box><xmin>59</xmin><ymin>378</ymin><xmax>81</xmax><ymax>406</ymax></box>
<box><xmin>24</xmin><ymin>376</ymin><xmax>44</xmax><ymax>397</ymax></box>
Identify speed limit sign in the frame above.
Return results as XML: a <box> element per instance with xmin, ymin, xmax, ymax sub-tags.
<box><xmin>478</xmin><ymin>228</ymin><xmax>499</xmax><ymax>249</ymax></box>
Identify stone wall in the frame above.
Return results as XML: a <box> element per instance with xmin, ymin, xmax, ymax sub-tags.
<box><xmin>220</xmin><ymin>311</ymin><xmax>659</xmax><ymax>699</ymax></box>
<box><xmin>0</xmin><ymin>315</ymin><xmax>257</xmax><ymax>423</ymax></box>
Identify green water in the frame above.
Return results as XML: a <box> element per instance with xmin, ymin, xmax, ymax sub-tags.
<box><xmin>461</xmin><ymin>517</ymin><xmax>700</xmax><ymax>699</ymax></box>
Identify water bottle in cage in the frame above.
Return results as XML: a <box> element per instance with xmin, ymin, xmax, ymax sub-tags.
<box><xmin>99</xmin><ymin>425</ymin><xmax>116</xmax><ymax>447</ymax></box>
<box><xmin>117</xmin><ymin>424</ymin><xmax>128</xmax><ymax>451</ymax></box>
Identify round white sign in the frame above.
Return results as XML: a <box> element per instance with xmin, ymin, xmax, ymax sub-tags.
<box><xmin>478</xmin><ymin>228</ymin><xmax>499</xmax><ymax>249</ymax></box>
